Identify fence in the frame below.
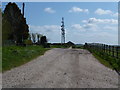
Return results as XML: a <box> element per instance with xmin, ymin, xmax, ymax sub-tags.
<box><xmin>84</xmin><ymin>43</ymin><xmax>120</xmax><ymax>59</ymax></box>
<box><xmin>84</xmin><ymin>43</ymin><xmax>120</xmax><ymax>72</ymax></box>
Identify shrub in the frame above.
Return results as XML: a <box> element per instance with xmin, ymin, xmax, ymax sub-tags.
<box><xmin>24</xmin><ymin>40</ymin><xmax>32</xmax><ymax>45</ymax></box>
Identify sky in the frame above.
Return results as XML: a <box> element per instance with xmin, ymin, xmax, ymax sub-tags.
<box><xmin>2</xmin><ymin>2</ymin><xmax>118</xmax><ymax>45</ymax></box>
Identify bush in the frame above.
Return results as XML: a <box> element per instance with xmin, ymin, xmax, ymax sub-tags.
<box><xmin>24</xmin><ymin>40</ymin><xmax>32</xmax><ymax>45</ymax></box>
<box><xmin>42</xmin><ymin>43</ymin><xmax>50</xmax><ymax>48</ymax></box>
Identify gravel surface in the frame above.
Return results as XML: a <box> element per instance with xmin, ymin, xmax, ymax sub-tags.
<box><xmin>2</xmin><ymin>48</ymin><xmax>118</xmax><ymax>88</ymax></box>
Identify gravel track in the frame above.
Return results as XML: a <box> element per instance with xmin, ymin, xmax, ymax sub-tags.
<box><xmin>2</xmin><ymin>48</ymin><xmax>118</xmax><ymax>88</ymax></box>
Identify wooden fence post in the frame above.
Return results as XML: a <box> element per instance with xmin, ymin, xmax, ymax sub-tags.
<box><xmin>85</xmin><ymin>43</ymin><xmax>119</xmax><ymax>59</ymax></box>
<box><xmin>109</xmin><ymin>45</ymin><xmax>111</xmax><ymax>56</ymax></box>
<box><xmin>112</xmin><ymin>46</ymin><xmax>114</xmax><ymax>57</ymax></box>
<box><xmin>103</xmin><ymin>44</ymin><xmax>105</xmax><ymax>53</ymax></box>
<box><xmin>116</xmin><ymin>46</ymin><xmax>119</xmax><ymax>59</ymax></box>
<box><xmin>106</xmin><ymin>45</ymin><xmax>108</xmax><ymax>54</ymax></box>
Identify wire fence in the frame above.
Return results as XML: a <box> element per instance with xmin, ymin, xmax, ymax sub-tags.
<box><xmin>84</xmin><ymin>43</ymin><xmax>120</xmax><ymax>59</ymax></box>
<box><xmin>84</xmin><ymin>43</ymin><xmax>120</xmax><ymax>72</ymax></box>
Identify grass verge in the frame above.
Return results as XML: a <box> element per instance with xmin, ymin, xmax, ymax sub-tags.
<box><xmin>2</xmin><ymin>45</ymin><xmax>49</xmax><ymax>72</ymax></box>
<box><xmin>0</xmin><ymin>47</ymin><xmax>2</xmax><ymax>72</ymax></box>
<box><xmin>87</xmin><ymin>49</ymin><xmax>120</xmax><ymax>71</ymax></box>
<box><xmin>92</xmin><ymin>53</ymin><xmax>114</xmax><ymax>69</ymax></box>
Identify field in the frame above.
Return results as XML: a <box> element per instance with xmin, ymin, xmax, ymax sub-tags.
<box><xmin>2</xmin><ymin>45</ymin><xmax>49</xmax><ymax>72</ymax></box>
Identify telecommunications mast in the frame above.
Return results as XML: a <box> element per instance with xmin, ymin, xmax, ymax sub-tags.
<box><xmin>61</xmin><ymin>17</ymin><xmax>65</xmax><ymax>44</ymax></box>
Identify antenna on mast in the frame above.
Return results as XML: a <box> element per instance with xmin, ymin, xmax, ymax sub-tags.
<box><xmin>61</xmin><ymin>17</ymin><xmax>65</xmax><ymax>44</ymax></box>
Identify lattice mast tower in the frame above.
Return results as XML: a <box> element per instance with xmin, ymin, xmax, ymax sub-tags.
<box><xmin>61</xmin><ymin>17</ymin><xmax>65</xmax><ymax>44</ymax></box>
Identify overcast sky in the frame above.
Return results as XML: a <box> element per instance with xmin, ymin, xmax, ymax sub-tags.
<box><xmin>2</xmin><ymin>2</ymin><xmax>118</xmax><ymax>45</ymax></box>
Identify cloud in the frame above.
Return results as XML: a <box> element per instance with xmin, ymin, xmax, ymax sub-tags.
<box><xmin>83</xmin><ymin>18</ymin><xmax>117</xmax><ymax>32</ymax></box>
<box><xmin>83</xmin><ymin>24</ymin><xmax>98</xmax><ymax>30</ymax></box>
<box><xmin>29</xmin><ymin>17</ymin><xmax>118</xmax><ymax>44</ymax></box>
<box><xmin>68</xmin><ymin>24</ymin><xmax>117</xmax><ymax>44</ymax></box>
<box><xmin>69</xmin><ymin>6</ymin><xmax>89</xmax><ymax>13</ymax></box>
<box><xmin>103</xmin><ymin>26</ymin><xmax>117</xmax><ymax>31</ymax></box>
<box><xmin>71</xmin><ymin>18</ymin><xmax>117</xmax><ymax>32</ymax></box>
<box><xmin>71</xmin><ymin>23</ymin><xmax>98</xmax><ymax>31</ymax></box>
<box><xmin>29</xmin><ymin>25</ymin><xmax>60</xmax><ymax>43</ymax></box>
<box><xmin>95</xmin><ymin>8</ymin><xmax>118</xmax><ymax>17</ymax></box>
<box><xmin>112</xmin><ymin>12</ymin><xmax>118</xmax><ymax>17</ymax></box>
<box><xmin>71</xmin><ymin>23</ymin><xmax>98</xmax><ymax>32</ymax></box>
<box><xmin>44</xmin><ymin>8</ymin><xmax>55</xmax><ymax>13</ymax></box>
<box><xmin>83</xmin><ymin>32</ymin><xmax>118</xmax><ymax>45</ymax></box>
<box><xmin>82</xmin><ymin>18</ymin><xmax>118</xmax><ymax>24</ymax></box>
<box><xmin>95</xmin><ymin>8</ymin><xmax>112</xmax><ymax>15</ymax></box>
<box><xmin>71</xmin><ymin>24</ymin><xmax>82</xmax><ymax>30</ymax></box>
<box><xmin>29</xmin><ymin>25</ymin><xmax>60</xmax><ymax>33</ymax></box>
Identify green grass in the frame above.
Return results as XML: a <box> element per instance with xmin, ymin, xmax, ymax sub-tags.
<box><xmin>2</xmin><ymin>45</ymin><xmax>49</xmax><ymax>72</ymax></box>
<box><xmin>0</xmin><ymin>47</ymin><xmax>2</xmax><ymax>72</ymax></box>
<box><xmin>87</xmin><ymin>49</ymin><xmax>120</xmax><ymax>71</ymax></box>
<box><xmin>92</xmin><ymin>53</ymin><xmax>114</xmax><ymax>69</ymax></box>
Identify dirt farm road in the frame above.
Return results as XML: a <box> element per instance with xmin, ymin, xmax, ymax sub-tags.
<box><xmin>2</xmin><ymin>48</ymin><xmax>118</xmax><ymax>88</ymax></box>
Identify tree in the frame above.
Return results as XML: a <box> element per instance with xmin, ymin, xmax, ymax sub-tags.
<box><xmin>36</xmin><ymin>33</ymin><xmax>42</xmax><ymax>44</ymax></box>
<box><xmin>40</xmin><ymin>36</ymin><xmax>48</xmax><ymax>48</ymax></box>
<box><xmin>2</xmin><ymin>17</ymin><xmax>12</xmax><ymax>44</ymax></box>
<box><xmin>0</xmin><ymin>8</ymin><xmax>2</xmax><ymax>46</ymax></box>
<box><xmin>40</xmin><ymin>36</ymin><xmax>47</xmax><ymax>45</ymax></box>
<box><xmin>32</xmin><ymin>33</ymin><xmax>36</xmax><ymax>43</ymax></box>
<box><xmin>28</xmin><ymin>33</ymin><xmax>32</xmax><ymax>41</ymax></box>
<box><xmin>3</xmin><ymin>2</ymin><xmax>29</xmax><ymax>44</ymax></box>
